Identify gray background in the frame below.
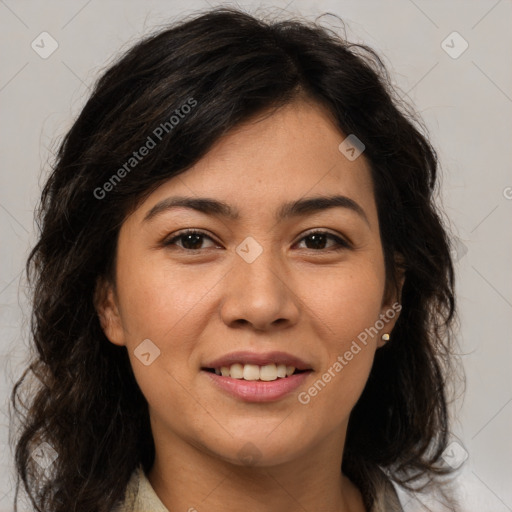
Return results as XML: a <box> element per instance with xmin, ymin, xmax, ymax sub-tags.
<box><xmin>1</xmin><ymin>1</ymin><xmax>511</xmax><ymax>511</ymax></box>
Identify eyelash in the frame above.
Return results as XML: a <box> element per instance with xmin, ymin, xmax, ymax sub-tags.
<box><xmin>163</xmin><ymin>229</ymin><xmax>351</xmax><ymax>252</ymax></box>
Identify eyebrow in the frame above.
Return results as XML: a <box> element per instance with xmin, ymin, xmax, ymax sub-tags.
<box><xmin>143</xmin><ymin>194</ymin><xmax>370</xmax><ymax>226</ymax></box>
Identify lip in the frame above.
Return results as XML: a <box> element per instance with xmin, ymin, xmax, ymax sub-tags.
<box><xmin>202</xmin><ymin>370</ymin><xmax>312</xmax><ymax>402</ymax></box>
<box><xmin>203</xmin><ymin>351</ymin><xmax>312</xmax><ymax>371</ymax></box>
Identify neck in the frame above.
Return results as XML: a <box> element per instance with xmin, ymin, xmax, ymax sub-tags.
<box><xmin>147</xmin><ymin>424</ymin><xmax>365</xmax><ymax>512</ymax></box>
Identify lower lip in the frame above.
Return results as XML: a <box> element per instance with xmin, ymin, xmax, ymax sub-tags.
<box><xmin>202</xmin><ymin>370</ymin><xmax>311</xmax><ymax>402</ymax></box>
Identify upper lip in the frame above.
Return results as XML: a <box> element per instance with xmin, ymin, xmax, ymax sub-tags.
<box><xmin>203</xmin><ymin>351</ymin><xmax>312</xmax><ymax>371</ymax></box>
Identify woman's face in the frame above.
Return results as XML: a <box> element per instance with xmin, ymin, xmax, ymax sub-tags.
<box><xmin>97</xmin><ymin>98</ymin><xmax>402</xmax><ymax>467</ymax></box>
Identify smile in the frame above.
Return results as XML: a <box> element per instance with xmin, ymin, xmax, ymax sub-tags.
<box><xmin>201</xmin><ymin>368</ymin><xmax>313</xmax><ymax>402</ymax></box>
<box><xmin>204</xmin><ymin>363</ymin><xmax>303</xmax><ymax>381</ymax></box>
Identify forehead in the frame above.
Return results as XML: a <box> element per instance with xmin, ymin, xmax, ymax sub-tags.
<box><xmin>131</xmin><ymin>99</ymin><xmax>377</xmax><ymax>226</ymax></box>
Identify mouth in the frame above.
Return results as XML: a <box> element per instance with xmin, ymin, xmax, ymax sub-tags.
<box><xmin>201</xmin><ymin>363</ymin><xmax>310</xmax><ymax>381</ymax></box>
<box><xmin>201</xmin><ymin>351</ymin><xmax>313</xmax><ymax>402</ymax></box>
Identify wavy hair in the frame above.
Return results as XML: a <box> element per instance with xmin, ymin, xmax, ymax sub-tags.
<box><xmin>10</xmin><ymin>7</ymin><xmax>459</xmax><ymax>511</ymax></box>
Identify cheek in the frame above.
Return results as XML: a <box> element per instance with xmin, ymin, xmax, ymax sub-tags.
<box><xmin>294</xmin><ymin>260</ymin><xmax>384</xmax><ymax>411</ymax></box>
<box><xmin>117</xmin><ymin>265</ymin><xmax>209</xmax><ymax>425</ymax></box>
<box><xmin>115</xmin><ymin>254</ymin><xmax>222</xmax><ymax>343</ymax></box>
<box><xmin>114</xmin><ymin>255</ymin><xmax>225</xmax><ymax>402</ymax></box>
<box><xmin>297</xmin><ymin>258</ymin><xmax>385</xmax><ymax>347</ymax></box>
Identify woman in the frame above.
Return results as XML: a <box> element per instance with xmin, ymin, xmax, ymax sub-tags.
<box><xmin>11</xmin><ymin>7</ymin><xmax>459</xmax><ymax>512</ymax></box>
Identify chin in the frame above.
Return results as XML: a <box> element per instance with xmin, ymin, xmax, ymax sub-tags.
<box><xmin>202</xmin><ymin>429</ymin><xmax>311</xmax><ymax>468</ymax></box>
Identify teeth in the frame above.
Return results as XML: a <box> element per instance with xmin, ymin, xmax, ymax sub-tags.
<box><xmin>276</xmin><ymin>364</ymin><xmax>287</xmax><ymax>378</ymax></box>
<box><xmin>243</xmin><ymin>364</ymin><xmax>260</xmax><ymax>381</ymax></box>
<box><xmin>260</xmin><ymin>364</ymin><xmax>278</xmax><ymax>381</ymax></box>
<box><xmin>215</xmin><ymin>363</ymin><xmax>297</xmax><ymax>380</ymax></box>
<box><xmin>229</xmin><ymin>363</ymin><xmax>243</xmax><ymax>379</ymax></box>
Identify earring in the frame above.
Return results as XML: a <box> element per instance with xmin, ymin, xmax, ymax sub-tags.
<box><xmin>381</xmin><ymin>333</ymin><xmax>390</xmax><ymax>342</ymax></box>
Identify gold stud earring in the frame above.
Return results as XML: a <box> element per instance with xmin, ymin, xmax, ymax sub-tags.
<box><xmin>381</xmin><ymin>333</ymin><xmax>390</xmax><ymax>342</ymax></box>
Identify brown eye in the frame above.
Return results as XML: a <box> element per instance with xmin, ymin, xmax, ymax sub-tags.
<box><xmin>164</xmin><ymin>230</ymin><xmax>218</xmax><ymax>251</ymax></box>
<box><xmin>295</xmin><ymin>231</ymin><xmax>350</xmax><ymax>251</ymax></box>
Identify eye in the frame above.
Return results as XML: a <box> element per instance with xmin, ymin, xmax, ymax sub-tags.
<box><xmin>163</xmin><ymin>229</ymin><xmax>219</xmax><ymax>251</ymax></box>
<box><xmin>163</xmin><ymin>229</ymin><xmax>351</xmax><ymax>252</ymax></box>
<box><xmin>295</xmin><ymin>230</ymin><xmax>350</xmax><ymax>251</ymax></box>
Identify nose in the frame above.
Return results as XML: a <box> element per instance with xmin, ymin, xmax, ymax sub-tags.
<box><xmin>219</xmin><ymin>244</ymin><xmax>300</xmax><ymax>331</ymax></box>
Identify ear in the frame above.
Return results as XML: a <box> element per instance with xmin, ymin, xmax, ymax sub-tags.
<box><xmin>377</xmin><ymin>253</ymin><xmax>406</xmax><ymax>347</ymax></box>
<box><xmin>93</xmin><ymin>276</ymin><xmax>126</xmax><ymax>347</ymax></box>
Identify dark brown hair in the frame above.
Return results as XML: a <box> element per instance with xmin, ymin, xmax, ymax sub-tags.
<box><xmin>10</xmin><ymin>6</ymin><xmax>459</xmax><ymax>511</ymax></box>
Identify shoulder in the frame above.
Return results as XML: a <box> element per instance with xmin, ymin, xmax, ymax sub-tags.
<box><xmin>112</xmin><ymin>464</ymin><xmax>169</xmax><ymax>512</ymax></box>
<box><xmin>369</xmin><ymin>466</ymin><xmax>404</xmax><ymax>512</ymax></box>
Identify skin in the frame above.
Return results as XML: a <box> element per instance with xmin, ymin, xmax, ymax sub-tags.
<box><xmin>96</xmin><ymin>97</ymin><xmax>404</xmax><ymax>512</ymax></box>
